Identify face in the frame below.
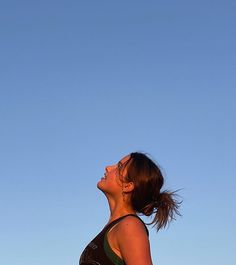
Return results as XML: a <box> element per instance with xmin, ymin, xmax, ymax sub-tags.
<box><xmin>97</xmin><ymin>155</ymin><xmax>131</xmax><ymax>196</ymax></box>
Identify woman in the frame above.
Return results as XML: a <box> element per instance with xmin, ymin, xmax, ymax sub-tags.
<box><xmin>79</xmin><ymin>152</ymin><xmax>181</xmax><ymax>265</ymax></box>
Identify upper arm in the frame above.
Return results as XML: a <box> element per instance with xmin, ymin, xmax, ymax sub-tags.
<box><xmin>116</xmin><ymin>216</ymin><xmax>153</xmax><ymax>265</ymax></box>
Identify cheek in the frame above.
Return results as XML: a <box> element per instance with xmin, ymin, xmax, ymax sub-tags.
<box><xmin>115</xmin><ymin>175</ymin><xmax>124</xmax><ymax>187</ymax></box>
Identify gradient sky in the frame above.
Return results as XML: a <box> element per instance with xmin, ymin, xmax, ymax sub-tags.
<box><xmin>0</xmin><ymin>1</ymin><xmax>235</xmax><ymax>265</ymax></box>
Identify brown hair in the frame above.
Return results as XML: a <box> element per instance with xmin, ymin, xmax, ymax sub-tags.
<box><xmin>121</xmin><ymin>152</ymin><xmax>182</xmax><ymax>231</ymax></box>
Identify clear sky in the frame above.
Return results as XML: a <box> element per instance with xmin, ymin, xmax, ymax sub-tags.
<box><xmin>0</xmin><ymin>1</ymin><xmax>235</xmax><ymax>264</ymax></box>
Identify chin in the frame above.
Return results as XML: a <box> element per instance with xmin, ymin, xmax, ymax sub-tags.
<box><xmin>97</xmin><ymin>180</ymin><xmax>104</xmax><ymax>190</ymax></box>
<box><xmin>97</xmin><ymin>182</ymin><xmax>110</xmax><ymax>196</ymax></box>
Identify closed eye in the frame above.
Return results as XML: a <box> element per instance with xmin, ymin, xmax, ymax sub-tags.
<box><xmin>117</xmin><ymin>161</ymin><xmax>122</xmax><ymax>170</ymax></box>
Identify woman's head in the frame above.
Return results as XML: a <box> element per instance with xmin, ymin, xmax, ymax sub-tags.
<box><xmin>119</xmin><ymin>152</ymin><xmax>182</xmax><ymax>231</ymax></box>
<box><xmin>97</xmin><ymin>154</ymin><xmax>133</xmax><ymax>198</ymax></box>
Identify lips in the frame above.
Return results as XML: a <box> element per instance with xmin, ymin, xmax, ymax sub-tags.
<box><xmin>101</xmin><ymin>174</ymin><xmax>107</xmax><ymax>181</ymax></box>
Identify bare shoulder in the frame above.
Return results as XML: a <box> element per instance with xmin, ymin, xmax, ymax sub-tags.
<box><xmin>116</xmin><ymin>215</ymin><xmax>147</xmax><ymax>236</ymax></box>
<box><xmin>114</xmin><ymin>216</ymin><xmax>152</xmax><ymax>265</ymax></box>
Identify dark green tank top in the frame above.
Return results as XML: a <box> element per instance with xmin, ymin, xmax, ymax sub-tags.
<box><xmin>79</xmin><ymin>214</ymin><xmax>149</xmax><ymax>265</ymax></box>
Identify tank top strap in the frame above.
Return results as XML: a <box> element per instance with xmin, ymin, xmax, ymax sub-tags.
<box><xmin>106</xmin><ymin>214</ymin><xmax>149</xmax><ymax>236</ymax></box>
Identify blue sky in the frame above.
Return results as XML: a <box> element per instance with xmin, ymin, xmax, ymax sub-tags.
<box><xmin>0</xmin><ymin>1</ymin><xmax>235</xmax><ymax>264</ymax></box>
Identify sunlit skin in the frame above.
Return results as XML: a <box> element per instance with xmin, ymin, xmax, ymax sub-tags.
<box><xmin>97</xmin><ymin>155</ymin><xmax>135</xmax><ymax>223</ymax></box>
<box><xmin>97</xmin><ymin>155</ymin><xmax>153</xmax><ymax>265</ymax></box>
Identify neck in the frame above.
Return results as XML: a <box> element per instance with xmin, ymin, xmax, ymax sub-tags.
<box><xmin>105</xmin><ymin>194</ymin><xmax>136</xmax><ymax>224</ymax></box>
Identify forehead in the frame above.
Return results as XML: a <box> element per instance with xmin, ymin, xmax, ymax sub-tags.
<box><xmin>117</xmin><ymin>155</ymin><xmax>131</xmax><ymax>178</ymax></box>
<box><xmin>119</xmin><ymin>154</ymin><xmax>131</xmax><ymax>164</ymax></box>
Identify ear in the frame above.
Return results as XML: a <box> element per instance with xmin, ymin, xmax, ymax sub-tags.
<box><xmin>122</xmin><ymin>182</ymin><xmax>134</xmax><ymax>193</ymax></box>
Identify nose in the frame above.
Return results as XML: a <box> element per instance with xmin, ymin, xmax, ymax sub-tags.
<box><xmin>105</xmin><ymin>166</ymin><xmax>111</xmax><ymax>172</ymax></box>
<box><xmin>105</xmin><ymin>165</ymin><xmax>114</xmax><ymax>172</ymax></box>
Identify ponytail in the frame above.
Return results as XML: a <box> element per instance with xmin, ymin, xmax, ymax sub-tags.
<box><xmin>125</xmin><ymin>152</ymin><xmax>182</xmax><ymax>231</ymax></box>
<box><xmin>146</xmin><ymin>189</ymin><xmax>182</xmax><ymax>231</ymax></box>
